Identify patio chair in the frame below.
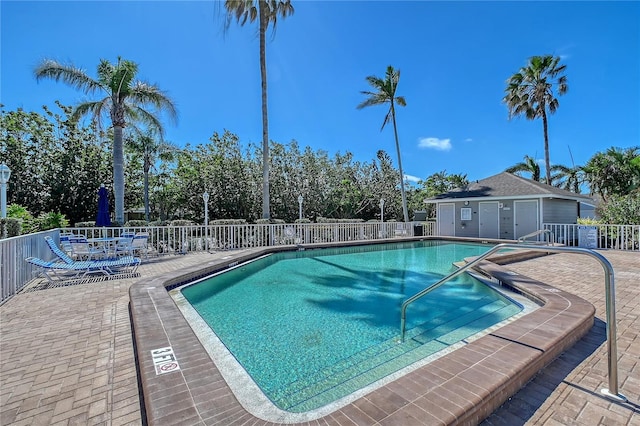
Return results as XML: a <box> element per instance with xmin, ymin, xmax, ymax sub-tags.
<box><xmin>59</xmin><ymin>232</ymin><xmax>77</xmax><ymax>257</ymax></box>
<box><xmin>130</xmin><ymin>232</ymin><xmax>150</xmax><ymax>258</ymax></box>
<box><xmin>70</xmin><ymin>236</ymin><xmax>105</xmax><ymax>260</ymax></box>
<box><xmin>113</xmin><ymin>236</ymin><xmax>135</xmax><ymax>257</ymax></box>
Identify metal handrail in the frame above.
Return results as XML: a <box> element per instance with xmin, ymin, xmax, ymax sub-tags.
<box><xmin>399</xmin><ymin>243</ymin><xmax>627</xmax><ymax>402</ymax></box>
<box><xmin>517</xmin><ymin>229</ymin><xmax>555</xmax><ymax>244</ymax></box>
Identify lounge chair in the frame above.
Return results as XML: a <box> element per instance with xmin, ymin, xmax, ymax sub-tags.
<box><xmin>37</xmin><ymin>236</ymin><xmax>141</xmax><ymax>281</ymax></box>
<box><xmin>26</xmin><ymin>254</ymin><xmax>141</xmax><ymax>284</ymax></box>
<box><xmin>45</xmin><ymin>236</ymin><xmax>76</xmax><ymax>264</ymax></box>
<box><xmin>26</xmin><ymin>257</ymin><xmax>111</xmax><ymax>283</ymax></box>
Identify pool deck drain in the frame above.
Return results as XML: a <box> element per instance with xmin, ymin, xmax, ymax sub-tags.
<box><xmin>1</xmin><ymin>245</ymin><xmax>639</xmax><ymax>425</ymax></box>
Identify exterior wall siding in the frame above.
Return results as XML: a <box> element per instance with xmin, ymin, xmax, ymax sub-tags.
<box><xmin>543</xmin><ymin>199</ymin><xmax>579</xmax><ymax>224</ymax></box>
<box><xmin>434</xmin><ymin>198</ymin><xmax>580</xmax><ymax>239</ymax></box>
<box><xmin>455</xmin><ymin>201</ymin><xmax>479</xmax><ymax>238</ymax></box>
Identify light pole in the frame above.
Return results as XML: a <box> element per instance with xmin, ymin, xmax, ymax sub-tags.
<box><xmin>203</xmin><ymin>191</ymin><xmax>209</xmax><ymax>252</ymax></box>
<box><xmin>379</xmin><ymin>198</ymin><xmax>385</xmax><ymax>238</ymax></box>
<box><xmin>298</xmin><ymin>195</ymin><xmax>303</xmax><ymax>221</ymax></box>
<box><xmin>0</xmin><ymin>164</ymin><xmax>11</xmax><ymax>219</ymax></box>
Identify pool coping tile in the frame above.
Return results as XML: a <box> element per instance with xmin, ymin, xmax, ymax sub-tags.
<box><xmin>129</xmin><ymin>245</ymin><xmax>595</xmax><ymax>425</ymax></box>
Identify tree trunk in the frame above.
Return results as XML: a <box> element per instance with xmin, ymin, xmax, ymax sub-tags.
<box><xmin>259</xmin><ymin>1</ymin><xmax>270</xmax><ymax>219</ymax></box>
<box><xmin>391</xmin><ymin>103</ymin><xmax>409</xmax><ymax>222</ymax></box>
<box><xmin>542</xmin><ymin>110</ymin><xmax>551</xmax><ymax>184</ymax></box>
<box><xmin>113</xmin><ymin>125</ymin><xmax>125</xmax><ymax>224</ymax></box>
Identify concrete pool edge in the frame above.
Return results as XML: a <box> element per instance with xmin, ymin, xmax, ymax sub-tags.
<box><xmin>129</xmin><ymin>239</ymin><xmax>596</xmax><ymax>425</ymax></box>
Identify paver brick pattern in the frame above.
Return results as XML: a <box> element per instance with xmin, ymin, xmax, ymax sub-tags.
<box><xmin>1</xmin><ymin>249</ymin><xmax>638</xmax><ymax>425</ymax></box>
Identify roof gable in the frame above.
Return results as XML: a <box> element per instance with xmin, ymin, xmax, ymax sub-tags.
<box><xmin>430</xmin><ymin>172</ymin><xmax>593</xmax><ymax>201</ymax></box>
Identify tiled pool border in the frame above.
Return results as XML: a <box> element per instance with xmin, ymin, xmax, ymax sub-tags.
<box><xmin>129</xmin><ymin>238</ymin><xmax>595</xmax><ymax>425</ymax></box>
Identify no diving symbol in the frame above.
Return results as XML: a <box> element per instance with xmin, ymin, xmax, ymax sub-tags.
<box><xmin>159</xmin><ymin>362</ymin><xmax>179</xmax><ymax>373</ymax></box>
<box><xmin>151</xmin><ymin>347</ymin><xmax>181</xmax><ymax>375</ymax></box>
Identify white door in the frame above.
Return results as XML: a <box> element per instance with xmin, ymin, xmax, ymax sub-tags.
<box><xmin>479</xmin><ymin>202</ymin><xmax>500</xmax><ymax>239</ymax></box>
<box><xmin>514</xmin><ymin>200</ymin><xmax>539</xmax><ymax>239</ymax></box>
<box><xmin>438</xmin><ymin>203</ymin><xmax>455</xmax><ymax>236</ymax></box>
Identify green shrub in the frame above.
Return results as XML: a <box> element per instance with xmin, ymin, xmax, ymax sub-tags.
<box><xmin>316</xmin><ymin>217</ymin><xmax>364</xmax><ymax>223</ymax></box>
<box><xmin>169</xmin><ymin>219</ymin><xmax>194</xmax><ymax>226</ymax></box>
<box><xmin>7</xmin><ymin>204</ymin><xmax>36</xmax><ymax>233</ymax></box>
<box><xmin>149</xmin><ymin>220</ymin><xmax>169</xmax><ymax>226</ymax></box>
<box><xmin>0</xmin><ymin>218</ymin><xmax>22</xmax><ymax>238</ymax></box>
<box><xmin>255</xmin><ymin>218</ymin><xmax>285</xmax><ymax>224</ymax></box>
<box><xmin>597</xmin><ymin>193</ymin><xmax>640</xmax><ymax>225</ymax></box>
<box><xmin>75</xmin><ymin>221</ymin><xmax>95</xmax><ymax>227</ymax></box>
<box><xmin>211</xmin><ymin>219</ymin><xmax>247</xmax><ymax>225</ymax></box>
<box><xmin>125</xmin><ymin>220</ymin><xmax>149</xmax><ymax>227</ymax></box>
<box><xmin>34</xmin><ymin>211</ymin><xmax>69</xmax><ymax>231</ymax></box>
<box><xmin>577</xmin><ymin>217</ymin><xmax>601</xmax><ymax>225</ymax></box>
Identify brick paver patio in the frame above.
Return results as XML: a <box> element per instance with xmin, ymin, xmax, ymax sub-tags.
<box><xmin>1</xmin><ymin>248</ymin><xmax>638</xmax><ymax>425</ymax></box>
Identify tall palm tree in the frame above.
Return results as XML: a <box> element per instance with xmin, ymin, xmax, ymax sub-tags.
<box><xmin>224</xmin><ymin>0</ymin><xmax>294</xmax><ymax>219</ymax></box>
<box><xmin>505</xmin><ymin>155</ymin><xmax>541</xmax><ymax>182</ymax></box>
<box><xmin>357</xmin><ymin>65</ymin><xmax>409</xmax><ymax>223</ymax></box>
<box><xmin>125</xmin><ymin>131</ymin><xmax>179</xmax><ymax>222</ymax></box>
<box><xmin>503</xmin><ymin>55</ymin><xmax>568</xmax><ymax>184</ymax></box>
<box><xmin>34</xmin><ymin>57</ymin><xmax>177</xmax><ymax>224</ymax></box>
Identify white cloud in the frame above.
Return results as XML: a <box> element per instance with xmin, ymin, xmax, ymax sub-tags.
<box><xmin>418</xmin><ymin>137</ymin><xmax>452</xmax><ymax>151</ymax></box>
<box><xmin>464</xmin><ymin>138</ymin><xmax>473</xmax><ymax>143</ymax></box>
<box><xmin>404</xmin><ymin>174</ymin><xmax>421</xmax><ymax>184</ymax></box>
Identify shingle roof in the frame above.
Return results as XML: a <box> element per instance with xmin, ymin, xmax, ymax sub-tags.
<box><xmin>429</xmin><ymin>172</ymin><xmax>593</xmax><ymax>201</ymax></box>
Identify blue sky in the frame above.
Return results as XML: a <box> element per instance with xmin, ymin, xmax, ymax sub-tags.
<box><xmin>2</xmin><ymin>1</ymin><xmax>639</xmax><ymax>183</ymax></box>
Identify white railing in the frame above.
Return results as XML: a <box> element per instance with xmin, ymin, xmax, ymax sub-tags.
<box><xmin>63</xmin><ymin>222</ymin><xmax>419</xmax><ymax>253</ymax></box>
<box><xmin>544</xmin><ymin>223</ymin><xmax>640</xmax><ymax>251</ymax></box>
<box><xmin>1</xmin><ymin>221</ymin><xmax>434</xmax><ymax>304</ymax></box>
<box><xmin>1</xmin><ymin>229</ymin><xmax>59</xmax><ymax>304</ymax></box>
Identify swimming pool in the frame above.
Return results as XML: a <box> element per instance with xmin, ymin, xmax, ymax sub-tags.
<box><xmin>174</xmin><ymin>240</ymin><xmax>523</xmax><ymax>414</ymax></box>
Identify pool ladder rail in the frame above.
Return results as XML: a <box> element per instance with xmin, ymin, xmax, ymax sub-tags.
<box><xmin>517</xmin><ymin>229</ymin><xmax>555</xmax><ymax>245</ymax></box>
<box><xmin>399</xmin><ymin>243</ymin><xmax>627</xmax><ymax>403</ymax></box>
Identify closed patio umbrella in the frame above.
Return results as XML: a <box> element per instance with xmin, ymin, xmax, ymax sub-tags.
<box><xmin>96</xmin><ymin>184</ymin><xmax>111</xmax><ymax>226</ymax></box>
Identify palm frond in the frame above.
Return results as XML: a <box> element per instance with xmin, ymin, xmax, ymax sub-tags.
<box><xmin>34</xmin><ymin>59</ymin><xmax>103</xmax><ymax>94</ymax></box>
<box><xmin>71</xmin><ymin>99</ymin><xmax>111</xmax><ymax>129</ymax></box>
<box><xmin>127</xmin><ymin>105</ymin><xmax>165</xmax><ymax>139</ymax></box>
<box><xmin>129</xmin><ymin>82</ymin><xmax>178</xmax><ymax>125</ymax></box>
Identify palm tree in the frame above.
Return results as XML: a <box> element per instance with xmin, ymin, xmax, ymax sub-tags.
<box><xmin>549</xmin><ymin>164</ymin><xmax>584</xmax><ymax>193</ymax></box>
<box><xmin>357</xmin><ymin>65</ymin><xmax>409</xmax><ymax>223</ymax></box>
<box><xmin>503</xmin><ymin>55</ymin><xmax>568</xmax><ymax>184</ymax></box>
<box><xmin>505</xmin><ymin>155</ymin><xmax>541</xmax><ymax>182</ymax></box>
<box><xmin>125</xmin><ymin>131</ymin><xmax>179</xmax><ymax>222</ymax></box>
<box><xmin>224</xmin><ymin>0</ymin><xmax>294</xmax><ymax>219</ymax></box>
<box><xmin>34</xmin><ymin>57</ymin><xmax>177</xmax><ymax>224</ymax></box>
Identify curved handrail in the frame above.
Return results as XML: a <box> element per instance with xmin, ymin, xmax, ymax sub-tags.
<box><xmin>399</xmin><ymin>243</ymin><xmax>627</xmax><ymax>402</ymax></box>
<box><xmin>517</xmin><ymin>228</ymin><xmax>555</xmax><ymax>244</ymax></box>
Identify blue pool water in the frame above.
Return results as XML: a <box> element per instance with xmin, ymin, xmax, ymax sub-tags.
<box><xmin>181</xmin><ymin>240</ymin><xmax>522</xmax><ymax>412</ymax></box>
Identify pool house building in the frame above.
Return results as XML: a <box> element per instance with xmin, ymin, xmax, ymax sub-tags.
<box><xmin>426</xmin><ymin>172</ymin><xmax>594</xmax><ymax>240</ymax></box>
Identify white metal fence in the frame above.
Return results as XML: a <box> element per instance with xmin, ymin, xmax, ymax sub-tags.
<box><xmin>4</xmin><ymin>221</ymin><xmax>636</xmax><ymax>305</ymax></box>
<box><xmin>544</xmin><ymin>223</ymin><xmax>640</xmax><ymax>251</ymax></box>
<box><xmin>1</xmin><ymin>221</ymin><xmax>435</xmax><ymax>304</ymax></box>
<box><xmin>63</xmin><ymin>221</ymin><xmax>433</xmax><ymax>253</ymax></box>
<box><xmin>1</xmin><ymin>229</ymin><xmax>59</xmax><ymax>304</ymax></box>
